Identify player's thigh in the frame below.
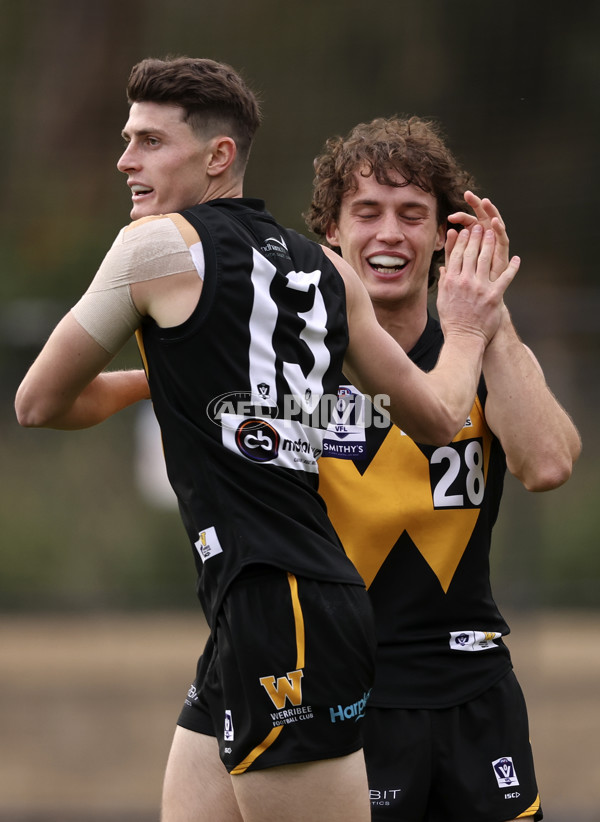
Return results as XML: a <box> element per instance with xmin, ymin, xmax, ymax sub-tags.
<box><xmin>161</xmin><ymin>726</ymin><xmax>243</xmax><ymax>822</ymax></box>
<box><xmin>231</xmin><ymin>749</ymin><xmax>370</xmax><ymax>822</ymax></box>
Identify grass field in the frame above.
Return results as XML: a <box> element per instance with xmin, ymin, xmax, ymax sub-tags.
<box><xmin>2</xmin><ymin>609</ymin><xmax>599</xmax><ymax>821</ymax></box>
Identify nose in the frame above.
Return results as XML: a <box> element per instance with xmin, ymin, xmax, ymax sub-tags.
<box><xmin>117</xmin><ymin>142</ymin><xmax>139</xmax><ymax>175</ymax></box>
<box><xmin>376</xmin><ymin>213</ymin><xmax>405</xmax><ymax>244</ymax></box>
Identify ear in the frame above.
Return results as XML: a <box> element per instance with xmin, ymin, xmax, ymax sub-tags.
<box><xmin>325</xmin><ymin>222</ymin><xmax>340</xmax><ymax>247</ymax></box>
<box><xmin>206</xmin><ymin>136</ymin><xmax>237</xmax><ymax>177</ymax></box>
<box><xmin>434</xmin><ymin>223</ymin><xmax>446</xmax><ymax>252</ymax></box>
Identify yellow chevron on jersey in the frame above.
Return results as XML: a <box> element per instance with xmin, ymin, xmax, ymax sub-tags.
<box><xmin>318</xmin><ymin>396</ymin><xmax>492</xmax><ymax>592</ymax></box>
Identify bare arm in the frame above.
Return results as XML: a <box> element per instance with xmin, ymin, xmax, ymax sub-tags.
<box><xmin>14</xmin><ymin>216</ymin><xmax>203</xmax><ymax>432</ymax></box>
<box><xmin>448</xmin><ymin>193</ymin><xmax>582</xmax><ymax>489</ymax></box>
<box><xmin>15</xmin><ymin>312</ymin><xmax>149</xmax><ymax>430</ymax></box>
<box><xmin>483</xmin><ymin>308</ymin><xmax>581</xmax><ymax>490</ymax></box>
<box><xmin>329</xmin><ymin>225</ymin><xmax>520</xmax><ymax>445</ymax></box>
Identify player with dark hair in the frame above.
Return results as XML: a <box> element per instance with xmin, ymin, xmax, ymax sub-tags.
<box><xmin>16</xmin><ymin>65</ymin><xmax>519</xmax><ymax>822</ymax></box>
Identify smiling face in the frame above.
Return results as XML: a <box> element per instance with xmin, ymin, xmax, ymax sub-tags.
<box><xmin>117</xmin><ymin>101</ymin><xmax>218</xmax><ymax>220</ymax></box>
<box><xmin>326</xmin><ymin>170</ymin><xmax>445</xmax><ymax>310</ymax></box>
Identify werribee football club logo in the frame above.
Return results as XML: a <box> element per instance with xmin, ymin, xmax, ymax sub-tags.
<box><xmin>235</xmin><ymin>418</ymin><xmax>280</xmax><ymax>462</ymax></box>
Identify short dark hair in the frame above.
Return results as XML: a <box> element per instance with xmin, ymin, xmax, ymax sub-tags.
<box><xmin>305</xmin><ymin>116</ymin><xmax>475</xmax><ymax>288</ymax></box>
<box><xmin>127</xmin><ymin>56</ymin><xmax>262</xmax><ymax>172</ymax></box>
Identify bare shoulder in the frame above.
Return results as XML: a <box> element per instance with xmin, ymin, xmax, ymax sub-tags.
<box><xmin>322</xmin><ymin>245</ymin><xmax>350</xmax><ymax>277</ymax></box>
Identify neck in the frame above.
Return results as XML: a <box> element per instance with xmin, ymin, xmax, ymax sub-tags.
<box><xmin>201</xmin><ymin>173</ymin><xmax>244</xmax><ymax>204</ymax></box>
<box><xmin>372</xmin><ymin>293</ymin><xmax>429</xmax><ymax>353</ymax></box>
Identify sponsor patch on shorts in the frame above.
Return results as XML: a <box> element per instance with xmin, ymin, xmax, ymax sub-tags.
<box><xmin>449</xmin><ymin>630</ymin><xmax>501</xmax><ymax>651</ymax></box>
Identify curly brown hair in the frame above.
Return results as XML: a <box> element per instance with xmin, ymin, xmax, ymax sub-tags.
<box><xmin>305</xmin><ymin>116</ymin><xmax>475</xmax><ymax>288</ymax></box>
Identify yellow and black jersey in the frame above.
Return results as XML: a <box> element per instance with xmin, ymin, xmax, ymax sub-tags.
<box><xmin>139</xmin><ymin>199</ymin><xmax>363</xmax><ymax>627</ymax></box>
<box><xmin>318</xmin><ymin>314</ymin><xmax>513</xmax><ymax>708</ymax></box>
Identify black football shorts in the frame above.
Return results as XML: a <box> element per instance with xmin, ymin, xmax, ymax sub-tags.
<box><xmin>177</xmin><ymin>564</ymin><xmax>376</xmax><ymax>774</ymax></box>
<box><xmin>364</xmin><ymin>670</ymin><xmax>542</xmax><ymax>822</ymax></box>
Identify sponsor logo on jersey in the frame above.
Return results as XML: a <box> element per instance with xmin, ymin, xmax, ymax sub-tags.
<box><xmin>260</xmin><ymin>235</ymin><xmax>290</xmax><ymax>262</ymax></box>
<box><xmin>329</xmin><ymin>689</ymin><xmax>371</xmax><ymax>723</ymax></box>
<box><xmin>221</xmin><ymin>415</ymin><xmax>323</xmax><ymax>472</ymax></box>
<box><xmin>449</xmin><ymin>630</ymin><xmax>501</xmax><ymax>651</ymax></box>
<box><xmin>282</xmin><ymin>436</ymin><xmax>322</xmax><ymax>459</ymax></box>
<box><xmin>235</xmin><ymin>418</ymin><xmax>281</xmax><ymax>462</ymax></box>
<box><xmin>492</xmin><ymin>756</ymin><xmax>520</xmax><ymax>788</ymax></box>
<box><xmin>194</xmin><ymin>526</ymin><xmax>224</xmax><ymax>563</ymax></box>
<box><xmin>224</xmin><ymin>709</ymin><xmax>234</xmax><ymax>742</ymax></box>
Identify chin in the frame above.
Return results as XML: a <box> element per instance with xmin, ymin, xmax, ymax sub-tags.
<box><xmin>130</xmin><ymin>197</ymin><xmax>163</xmax><ymax>220</ymax></box>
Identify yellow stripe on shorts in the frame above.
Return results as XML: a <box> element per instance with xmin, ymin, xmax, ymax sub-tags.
<box><xmin>516</xmin><ymin>793</ymin><xmax>541</xmax><ymax>818</ymax></box>
<box><xmin>230</xmin><ymin>573</ymin><xmax>306</xmax><ymax>774</ymax></box>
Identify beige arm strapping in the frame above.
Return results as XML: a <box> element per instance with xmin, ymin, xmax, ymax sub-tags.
<box><xmin>71</xmin><ymin>215</ymin><xmax>202</xmax><ymax>354</ymax></box>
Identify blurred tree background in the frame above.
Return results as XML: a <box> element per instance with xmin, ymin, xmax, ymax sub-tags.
<box><xmin>1</xmin><ymin>0</ymin><xmax>598</xmax><ymax>612</ymax></box>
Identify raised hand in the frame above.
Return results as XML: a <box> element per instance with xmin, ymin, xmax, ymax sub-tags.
<box><xmin>446</xmin><ymin>191</ymin><xmax>510</xmax><ymax>282</ymax></box>
<box><xmin>437</xmin><ymin>224</ymin><xmax>520</xmax><ymax>346</ymax></box>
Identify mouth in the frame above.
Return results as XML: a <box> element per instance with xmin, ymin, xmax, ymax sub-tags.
<box><xmin>130</xmin><ymin>183</ymin><xmax>154</xmax><ymax>200</ymax></box>
<box><xmin>367</xmin><ymin>254</ymin><xmax>409</xmax><ymax>278</ymax></box>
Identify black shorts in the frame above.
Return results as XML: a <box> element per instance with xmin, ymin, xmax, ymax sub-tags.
<box><xmin>364</xmin><ymin>671</ymin><xmax>542</xmax><ymax>822</ymax></box>
<box><xmin>177</xmin><ymin>565</ymin><xmax>376</xmax><ymax>774</ymax></box>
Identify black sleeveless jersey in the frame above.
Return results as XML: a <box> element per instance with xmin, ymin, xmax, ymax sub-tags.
<box><xmin>318</xmin><ymin>314</ymin><xmax>513</xmax><ymax>708</ymax></box>
<box><xmin>138</xmin><ymin>199</ymin><xmax>363</xmax><ymax>627</ymax></box>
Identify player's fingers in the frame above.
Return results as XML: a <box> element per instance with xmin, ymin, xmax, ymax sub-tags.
<box><xmin>445</xmin><ymin>226</ymin><xmax>471</xmax><ymax>274</ymax></box>
<box><xmin>461</xmin><ymin>224</ymin><xmax>484</xmax><ymax>272</ymax></box>
<box><xmin>464</xmin><ymin>191</ymin><xmax>490</xmax><ymax>224</ymax></box>
<box><xmin>490</xmin><ymin>215</ymin><xmax>508</xmax><ymax>237</ymax></box>
<box><xmin>494</xmin><ymin>255</ymin><xmax>521</xmax><ymax>294</ymax></box>
<box><xmin>464</xmin><ymin>190</ymin><xmax>481</xmax><ymax>210</ymax></box>
<box><xmin>481</xmin><ymin>198</ymin><xmax>505</xmax><ymax>229</ymax></box>
<box><xmin>444</xmin><ymin>228</ymin><xmax>459</xmax><ymax>265</ymax></box>
<box><xmin>474</xmin><ymin>229</ymin><xmax>496</xmax><ymax>280</ymax></box>
<box><xmin>448</xmin><ymin>211</ymin><xmax>476</xmax><ymax>226</ymax></box>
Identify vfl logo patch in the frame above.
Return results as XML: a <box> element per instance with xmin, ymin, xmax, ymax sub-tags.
<box><xmin>259</xmin><ymin>670</ymin><xmax>304</xmax><ymax>710</ymax></box>
<box><xmin>322</xmin><ymin>385</ymin><xmax>368</xmax><ymax>458</ymax></box>
<box><xmin>224</xmin><ymin>709</ymin><xmax>234</xmax><ymax>742</ymax></box>
<box><xmin>492</xmin><ymin>756</ymin><xmax>520</xmax><ymax>787</ymax></box>
<box><xmin>194</xmin><ymin>526</ymin><xmax>223</xmax><ymax>563</ymax></box>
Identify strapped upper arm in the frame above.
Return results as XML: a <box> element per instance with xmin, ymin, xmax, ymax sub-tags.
<box><xmin>71</xmin><ymin>215</ymin><xmax>202</xmax><ymax>353</ymax></box>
